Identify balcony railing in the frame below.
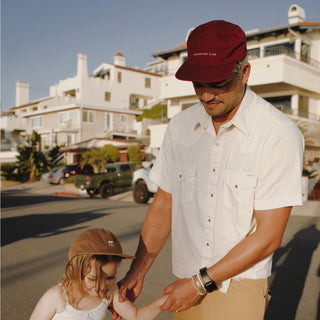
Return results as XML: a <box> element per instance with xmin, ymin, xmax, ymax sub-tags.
<box><xmin>279</xmin><ymin>107</ymin><xmax>320</xmax><ymax>122</ymax></box>
<box><xmin>248</xmin><ymin>45</ymin><xmax>320</xmax><ymax>69</ymax></box>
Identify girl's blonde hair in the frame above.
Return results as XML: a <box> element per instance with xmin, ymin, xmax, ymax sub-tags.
<box><xmin>59</xmin><ymin>254</ymin><xmax>122</xmax><ymax>307</ymax></box>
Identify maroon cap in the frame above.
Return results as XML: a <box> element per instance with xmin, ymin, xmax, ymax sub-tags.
<box><xmin>175</xmin><ymin>20</ymin><xmax>247</xmax><ymax>82</ymax></box>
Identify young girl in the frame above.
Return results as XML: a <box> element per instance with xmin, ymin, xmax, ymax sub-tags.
<box><xmin>29</xmin><ymin>228</ymin><xmax>167</xmax><ymax>320</ymax></box>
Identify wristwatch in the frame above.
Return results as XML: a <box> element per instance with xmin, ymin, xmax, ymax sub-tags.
<box><xmin>199</xmin><ymin>267</ymin><xmax>218</xmax><ymax>293</ymax></box>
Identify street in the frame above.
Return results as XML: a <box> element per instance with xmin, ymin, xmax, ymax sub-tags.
<box><xmin>1</xmin><ymin>183</ymin><xmax>320</xmax><ymax>320</ymax></box>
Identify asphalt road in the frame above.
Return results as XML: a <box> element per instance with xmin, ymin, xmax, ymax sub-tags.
<box><xmin>1</xmin><ymin>183</ymin><xmax>320</xmax><ymax>320</ymax></box>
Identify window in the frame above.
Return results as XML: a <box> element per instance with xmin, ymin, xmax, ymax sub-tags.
<box><xmin>32</xmin><ymin>106</ymin><xmax>38</xmax><ymax>111</ymax></box>
<box><xmin>145</xmin><ymin>77</ymin><xmax>151</xmax><ymax>88</ymax></box>
<box><xmin>41</xmin><ymin>135</ymin><xmax>48</xmax><ymax>150</ymax></box>
<box><xmin>106</xmin><ymin>165</ymin><xmax>116</xmax><ymax>173</ymax></box>
<box><xmin>301</xmin><ymin>42</ymin><xmax>310</xmax><ymax>63</ymax></box>
<box><xmin>31</xmin><ymin>116</ymin><xmax>42</xmax><ymax>128</ymax></box>
<box><xmin>69</xmin><ymin>110</ymin><xmax>78</xmax><ymax>123</ymax></box>
<box><xmin>248</xmin><ymin>48</ymin><xmax>260</xmax><ymax>59</ymax></box>
<box><xmin>105</xmin><ymin>112</ymin><xmax>113</xmax><ymax>131</ymax></box>
<box><xmin>0</xmin><ymin>129</ymin><xmax>5</xmax><ymax>142</ymax></box>
<box><xmin>59</xmin><ymin>112</ymin><xmax>66</xmax><ymax>124</ymax></box>
<box><xmin>119</xmin><ymin>114</ymin><xmax>127</xmax><ymax>131</ymax></box>
<box><xmin>120</xmin><ymin>164</ymin><xmax>131</xmax><ymax>172</ymax></box>
<box><xmin>105</xmin><ymin>92</ymin><xmax>111</xmax><ymax>101</ymax></box>
<box><xmin>265</xmin><ymin>43</ymin><xmax>295</xmax><ymax>58</ymax></box>
<box><xmin>60</xmin><ymin>110</ymin><xmax>78</xmax><ymax>124</ymax></box>
<box><xmin>265</xmin><ymin>96</ymin><xmax>292</xmax><ymax>114</ymax></box>
<box><xmin>82</xmin><ymin>110</ymin><xmax>95</xmax><ymax>123</ymax></box>
<box><xmin>66</xmin><ymin>133</ymin><xmax>75</xmax><ymax>146</ymax></box>
<box><xmin>64</xmin><ymin>89</ymin><xmax>76</xmax><ymax>97</ymax></box>
<box><xmin>299</xmin><ymin>96</ymin><xmax>309</xmax><ymax>118</ymax></box>
<box><xmin>117</xmin><ymin>72</ymin><xmax>122</xmax><ymax>83</ymax></box>
<box><xmin>121</xmin><ymin>114</ymin><xmax>127</xmax><ymax>123</ymax></box>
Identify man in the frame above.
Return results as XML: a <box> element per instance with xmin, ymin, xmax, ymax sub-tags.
<box><xmin>119</xmin><ymin>20</ymin><xmax>304</xmax><ymax>319</ymax></box>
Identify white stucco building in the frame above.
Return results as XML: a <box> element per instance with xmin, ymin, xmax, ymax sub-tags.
<box><xmin>146</xmin><ymin>4</ymin><xmax>320</xmax><ymax>162</ymax></box>
<box><xmin>2</xmin><ymin>52</ymin><xmax>162</xmax><ymax>163</ymax></box>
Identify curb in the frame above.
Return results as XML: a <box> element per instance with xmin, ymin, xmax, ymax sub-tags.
<box><xmin>52</xmin><ymin>192</ymin><xmax>81</xmax><ymax>197</ymax></box>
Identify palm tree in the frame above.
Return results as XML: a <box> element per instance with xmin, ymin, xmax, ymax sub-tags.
<box><xmin>80</xmin><ymin>148</ymin><xmax>105</xmax><ymax>173</ymax></box>
<box><xmin>16</xmin><ymin>130</ymin><xmax>51</xmax><ymax>181</ymax></box>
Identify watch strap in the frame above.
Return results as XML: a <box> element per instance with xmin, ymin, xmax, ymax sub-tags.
<box><xmin>199</xmin><ymin>267</ymin><xmax>218</xmax><ymax>293</ymax></box>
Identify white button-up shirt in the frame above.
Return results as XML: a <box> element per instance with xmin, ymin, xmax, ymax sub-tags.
<box><xmin>149</xmin><ymin>87</ymin><xmax>304</xmax><ymax>292</ymax></box>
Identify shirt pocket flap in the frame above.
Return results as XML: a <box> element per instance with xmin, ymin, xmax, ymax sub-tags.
<box><xmin>226</xmin><ymin>170</ymin><xmax>257</xmax><ymax>192</ymax></box>
<box><xmin>178</xmin><ymin>163</ymin><xmax>197</xmax><ymax>181</ymax></box>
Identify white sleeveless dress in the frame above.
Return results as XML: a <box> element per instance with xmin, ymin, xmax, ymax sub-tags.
<box><xmin>52</xmin><ymin>299</ymin><xmax>109</xmax><ymax>320</ymax></box>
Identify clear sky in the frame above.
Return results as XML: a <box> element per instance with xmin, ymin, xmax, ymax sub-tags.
<box><xmin>2</xmin><ymin>0</ymin><xmax>320</xmax><ymax>110</ymax></box>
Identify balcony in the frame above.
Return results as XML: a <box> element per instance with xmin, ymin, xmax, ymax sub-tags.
<box><xmin>248</xmin><ymin>52</ymin><xmax>320</xmax><ymax>94</ymax></box>
<box><xmin>248</xmin><ymin>45</ymin><xmax>320</xmax><ymax>70</ymax></box>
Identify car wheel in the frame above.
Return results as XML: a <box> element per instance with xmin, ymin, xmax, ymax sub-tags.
<box><xmin>133</xmin><ymin>181</ymin><xmax>151</xmax><ymax>204</ymax></box>
<box><xmin>87</xmin><ymin>189</ymin><xmax>99</xmax><ymax>197</ymax></box>
<box><xmin>99</xmin><ymin>183</ymin><xmax>113</xmax><ymax>198</ymax></box>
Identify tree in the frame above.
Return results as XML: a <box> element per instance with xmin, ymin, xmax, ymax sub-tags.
<box><xmin>127</xmin><ymin>145</ymin><xmax>142</xmax><ymax>164</ymax></box>
<box><xmin>80</xmin><ymin>145</ymin><xmax>120</xmax><ymax>173</ymax></box>
<box><xmin>100</xmin><ymin>144</ymin><xmax>120</xmax><ymax>163</ymax></box>
<box><xmin>80</xmin><ymin>148</ymin><xmax>105</xmax><ymax>173</ymax></box>
<box><xmin>136</xmin><ymin>103</ymin><xmax>167</xmax><ymax>121</ymax></box>
<box><xmin>16</xmin><ymin>130</ymin><xmax>51</xmax><ymax>181</ymax></box>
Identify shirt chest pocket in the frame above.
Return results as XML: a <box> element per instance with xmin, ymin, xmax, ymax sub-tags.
<box><xmin>225</xmin><ymin>170</ymin><xmax>257</xmax><ymax>211</ymax></box>
<box><xmin>177</xmin><ymin>163</ymin><xmax>197</xmax><ymax>202</ymax></box>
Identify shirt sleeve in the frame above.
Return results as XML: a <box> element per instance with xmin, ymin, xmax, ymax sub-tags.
<box><xmin>254</xmin><ymin>122</ymin><xmax>304</xmax><ymax>210</ymax></box>
<box><xmin>149</xmin><ymin>121</ymin><xmax>175</xmax><ymax>194</ymax></box>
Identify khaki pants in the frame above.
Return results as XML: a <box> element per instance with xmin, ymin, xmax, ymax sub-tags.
<box><xmin>174</xmin><ymin>278</ymin><xmax>270</xmax><ymax>320</ymax></box>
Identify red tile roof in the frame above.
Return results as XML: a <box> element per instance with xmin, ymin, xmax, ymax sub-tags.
<box><xmin>152</xmin><ymin>21</ymin><xmax>320</xmax><ymax>58</ymax></box>
<box><xmin>9</xmin><ymin>97</ymin><xmax>54</xmax><ymax>110</ymax></box>
<box><xmin>101</xmin><ymin>63</ymin><xmax>162</xmax><ymax>77</ymax></box>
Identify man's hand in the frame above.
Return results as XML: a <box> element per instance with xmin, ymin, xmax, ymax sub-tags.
<box><xmin>118</xmin><ymin>273</ymin><xmax>144</xmax><ymax>303</ymax></box>
<box><xmin>160</xmin><ymin>278</ymin><xmax>202</xmax><ymax>312</ymax></box>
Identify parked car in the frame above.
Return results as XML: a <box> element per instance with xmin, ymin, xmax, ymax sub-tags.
<box><xmin>63</xmin><ymin>164</ymin><xmax>94</xmax><ymax>180</ymax></box>
<box><xmin>41</xmin><ymin>171</ymin><xmax>52</xmax><ymax>183</ymax></box>
<box><xmin>48</xmin><ymin>167</ymin><xmax>66</xmax><ymax>184</ymax></box>
<box><xmin>75</xmin><ymin>162</ymin><xmax>142</xmax><ymax>198</ymax></box>
<box><xmin>132</xmin><ymin>165</ymin><xmax>158</xmax><ymax>204</ymax></box>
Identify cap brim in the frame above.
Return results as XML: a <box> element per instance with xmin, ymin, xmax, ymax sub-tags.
<box><xmin>175</xmin><ymin>60</ymin><xmax>237</xmax><ymax>83</ymax></box>
<box><xmin>69</xmin><ymin>252</ymin><xmax>136</xmax><ymax>260</ymax></box>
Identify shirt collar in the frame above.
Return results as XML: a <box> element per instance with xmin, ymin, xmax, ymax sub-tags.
<box><xmin>194</xmin><ymin>103</ymin><xmax>211</xmax><ymax>131</ymax></box>
<box><xmin>223</xmin><ymin>86</ymin><xmax>252</xmax><ymax>136</ymax></box>
<box><xmin>194</xmin><ymin>86</ymin><xmax>253</xmax><ymax>136</ymax></box>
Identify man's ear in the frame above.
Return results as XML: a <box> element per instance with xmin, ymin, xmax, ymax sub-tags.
<box><xmin>241</xmin><ymin>62</ymin><xmax>251</xmax><ymax>84</ymax></box>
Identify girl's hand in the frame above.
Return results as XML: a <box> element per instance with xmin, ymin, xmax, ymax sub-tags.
<box><xmin>108</xmin><ymin>305</ymin><xmax>121</xmax><ymax>320</ymax></box>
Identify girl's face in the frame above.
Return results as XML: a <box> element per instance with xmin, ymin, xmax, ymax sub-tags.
<box><xmin>83</xmin><ymin>259</ymin><xmax>118</xmax><ymax>296</ymax></box>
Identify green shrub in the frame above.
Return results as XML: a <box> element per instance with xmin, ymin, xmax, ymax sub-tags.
<box><xmin>1</xmin><ymin>162</ymin><xmax>17</xmax><ymax>181</ymax></box>
<box><xmin>127</xmin><ymin>145</ymin><xmax>142</xmax><ymax>164</ymax></box>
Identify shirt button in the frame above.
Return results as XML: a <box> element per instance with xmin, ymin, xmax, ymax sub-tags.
<box><xmin>208</xmin><ymin>218</ymin><xmax>211</xmax><ymax>222</ymax></box>
<box><xmin>212</xmin><ymin>168</ymin><xmax>215</xmax><ymax>172</ymax></box>
<box><xmin>235</xmin><ymin>185</ymin><xmax>238</xmax><ymax>189</ymax></box>
<box><xmin>179</xmin><ymin>174</ymin><xmax>182</xmax><ymax>178</ymax></box>
<box><xmin>210</xmin><ymin>194</ymin><xmax>214</xmax><ymax>198</ymax></box>
<box><xmin>206</xmin><ymin>243</ymin><xmax>210</xmax><ymax>247</ymax></box>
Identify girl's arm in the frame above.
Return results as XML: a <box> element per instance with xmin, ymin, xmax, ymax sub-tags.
<box><xmin>29</xmin><ymin>285</ymin><xmax>61</xmax><ymax>320</ymax></box>
<box><xmin>111</xmin><ymin>285</ymin><xmax>167</xmax><ymax>320</ymax></box>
